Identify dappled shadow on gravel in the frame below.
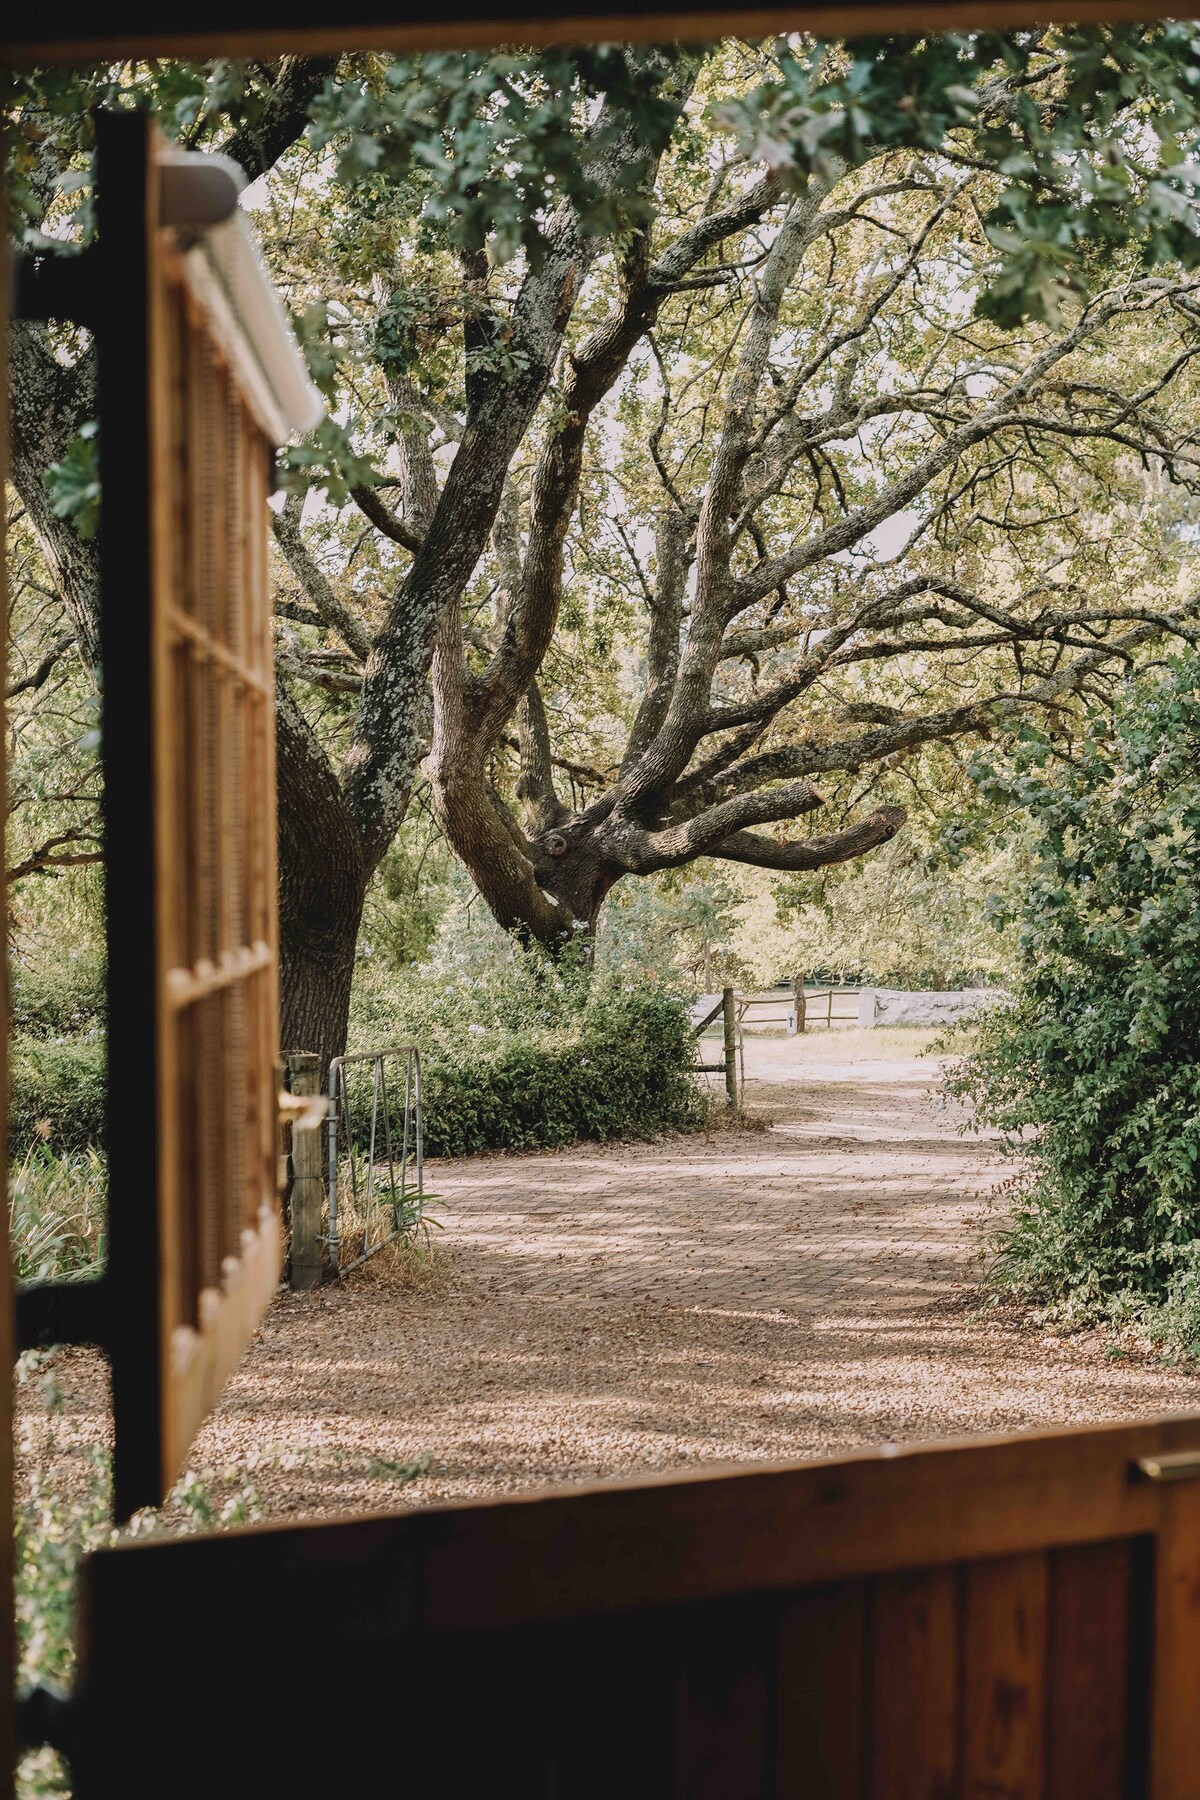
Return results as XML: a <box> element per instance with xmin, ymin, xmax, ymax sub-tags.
<box><xmin>18</xmin><ymin>1032</ymin><xmax>1200</xmax><ymax>1523</ymax></box>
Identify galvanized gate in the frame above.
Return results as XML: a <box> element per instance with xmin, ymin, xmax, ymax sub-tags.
<box><xmin>326</xmin><ymin>1045</ymin><xmax>426</xmax><ymax>1273</ymax></box>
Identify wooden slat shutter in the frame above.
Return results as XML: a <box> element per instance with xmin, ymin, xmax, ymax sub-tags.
<box><xmin>148</xmin><ymin>184</ymin><xmax>283</xmax><ymax>1505</ymax></box>
<box><xmin>107</xmin><ymin>113</ymin><xmax>322</xmax><ymax>1515</ymax></box>
<box><xmin>13</xmin><ymin>111</ymin><xmax>320</xmax><ymax>1519</ymax></box>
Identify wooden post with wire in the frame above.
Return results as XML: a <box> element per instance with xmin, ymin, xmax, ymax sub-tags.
<box><xmin>722</xmin><ymin>987</ymin><xmax>738</xmax><ymax>1109</ymax></box>
<box><xmin>285</xmin><ymin>1052</ymin><xmax>323</xmax><ymax>1290</ymax></box>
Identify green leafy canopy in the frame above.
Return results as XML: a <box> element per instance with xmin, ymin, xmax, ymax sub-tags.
<box><xmin>948</xmin><ymin>654</ymin><xmax>1200</xmax><ymax>1341</ymax></box>
<box><xmin>718</xmin><ymin>26</ymin><xmax>1200</xmax><ymax>326</ymax></box>
<box><xmin>307</xmin><ymin>47</ymin><xmax>686</xmax><ymax>270</ymax></box>
<box><xmin>298</xmin><ymin>30</ymin><xmax>1200</xmax><ymax>328</ymax></box>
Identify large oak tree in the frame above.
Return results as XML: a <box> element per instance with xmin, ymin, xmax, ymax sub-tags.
<box><xmin>11</xmin><ymin>31</ymin><xmax>1200</xmax><ymax>1067</ymax></box>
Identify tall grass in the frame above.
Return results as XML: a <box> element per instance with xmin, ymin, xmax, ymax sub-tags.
<box><xmin>9</xmin><ymin>1146</ymin><xmax>106</xmax><ymax>1282</ymax></box>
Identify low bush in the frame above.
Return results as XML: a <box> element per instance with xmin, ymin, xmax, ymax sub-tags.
<box><xmin>947</xmin><ymin>656</ymin><xmax>1200</xmax><ymax>1349</ymax></box>
<box><xmin>348</xmin><ymin>933</ymin><xmax>706</xmax><ymax>1157</ymax></box>
<box><xmin>9</xmin><ymin>1032</ymin><xmax>106</xmax><ymax>1158</ymax></box>
<box><xmin>419</xmin><ymin>989</ymin><xmax>705</xmax><ymax>1157</ymax></box>
<box><xmin>4</xmin><ymin>901</ymin><xmax>708</xmax><ymax>1170</ymax></box>
<box><xmin>9</xmin><ymin>949</ymin><xmax>105</xmax><ymax>1039</ymax></box>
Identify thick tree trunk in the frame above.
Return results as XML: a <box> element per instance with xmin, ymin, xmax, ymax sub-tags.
<box><xmin>9</xmin><ymin>325</ymin><xmax>103</xmax><ymax>673</ymax></box>
<box><xmin>279</xmin><ymin>926</ymin><xmax>362</xmax><ymax>1082</ymax></box>
<box><xmin>435</xmin><ymin>794</ymin><xmax>613</xmax><ymax>954</ymax></box>
<box><xmin>524</xmin><ymin>819</ymin><xmax>623</xmax><ymax>943</ymax></box>
<box><xmin>276</xmin><ymin>686</ymin><xmax>367</xmax><ymax>1076</ymax></box>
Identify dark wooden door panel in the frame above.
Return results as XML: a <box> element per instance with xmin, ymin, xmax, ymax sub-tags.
<box><xmin>674</xmin><ymin>1597</ymin><xmax>773</xmax><ymax>1800</ymax></box>
<box><xmin>961</xmin><ymin>1552</ymin><xmax>1048</xmax><ymax>1799</ymax></box>
<box><xmin>775</xmin><ymin>1583</ymin><xmax>866</xmax><ymax>1799</ymax></box>
<box><xmin>68</xmin><ymin>1416</ymin><xmax>1198</xmax><ymax>1796</ymax></box>
<box><xmin>869</xmin><ymin>1566</ymin><xmax>959</xmax><ymax>1800</ymax></box>
<box><xmin>1045</xmin><ymin>1539</ymin><xmax>1143</xmax><ymax>1800</ymax></box>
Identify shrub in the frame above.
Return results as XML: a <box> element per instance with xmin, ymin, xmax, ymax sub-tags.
<box><xmin>9</xmin><ymin>948</ymin><xmax>105</xmax><ymax>1038</ymax></box>
<box><xmin>9</xmin><ymin>1032</ymin><xmax>106</xmax><ymax>1157</ymax></box>
<box><xmin>348</xmin><ymin>932</ymin><xmax>706</xmax><ymax>1156</ymax></box>
<box><xmin>419</xmin><ymin>989</ymin><xmax>705</xmax><ymax>1157</ymax></box>
<box><xmin>948</xmin><ymin>656</ymin><xmax>1200</xmax><ymax>1345</ymax></box>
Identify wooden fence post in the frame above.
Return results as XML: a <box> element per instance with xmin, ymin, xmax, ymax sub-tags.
<box><xmin>285</xmin><ymin>1051</ymin><xmax>323</xmax><ymax>1291</ymax></box>
<box><xmin>722</xmin><ymin>987</ymin><xmax>739</xmax><ymax>1109</ymax></box>
<box><xmin>792</xmin><ymin>974</ymin><xmax>806</xmax><ymax>1036</ymax></box>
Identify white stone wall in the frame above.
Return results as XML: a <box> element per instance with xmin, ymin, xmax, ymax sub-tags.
<box><xmin>856</xmin><ymin>987</ymin><xmax>1006</xmax><ymax>1028</ymax></box>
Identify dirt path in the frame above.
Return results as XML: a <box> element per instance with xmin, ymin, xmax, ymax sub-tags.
<box><xmin>23</xmin><ymin>1029</ymin><xmax>1200</xmax><ymax>1522</ymax></box>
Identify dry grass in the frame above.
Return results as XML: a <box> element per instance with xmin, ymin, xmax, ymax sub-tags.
<box><xmin>323</xmin><ymin>1149</ymin><xmax>428</xmax><ymax>1269</ymax></box>
<box><xmin>342</xmin><ymin>1228</ymin><xmax>452</xmax><ymax>1294</ymax></box>
<box><xmin>9</xmin><ymin>1145</ymin><xmax>106</xmax><ymax>1282</ymax></box>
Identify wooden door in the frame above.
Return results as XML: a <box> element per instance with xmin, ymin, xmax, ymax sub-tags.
<box><xmin>11</xmin><ymin>110</ymin><xmax>320</xmax><ymax>1519</ymax></box>
<box><xmin>107</xmin><ymin>111</ymin><xmax>288</xmax><ymax>1516</ymax></box>
<box><xmin>61</xmin><ymin>1412</ymin><xmax>1200</xmax><ymax>1795</ymax></box>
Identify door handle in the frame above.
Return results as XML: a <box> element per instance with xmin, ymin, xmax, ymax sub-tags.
<box><xmin>1135</xmin><ymin>1451</ymin><xmax>1200</xmax><ymax>1482</ymax></box>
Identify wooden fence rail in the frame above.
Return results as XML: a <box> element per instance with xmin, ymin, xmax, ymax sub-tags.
<box><xmin>692</xmin><ymin>986</ymin><xmax>740</xmax><ymax>1106</ymax></box>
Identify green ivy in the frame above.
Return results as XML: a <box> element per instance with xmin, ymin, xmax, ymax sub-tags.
<box><xmin>948</xmin><ymin>655</ymin><xmax>1200</xmax><ymax>1343</ymax></box>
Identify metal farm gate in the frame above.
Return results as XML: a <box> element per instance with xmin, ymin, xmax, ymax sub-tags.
<box><xmin>327</xmin><ymin>1044</ymin><xmax>426</xmax><ymax>1272</ymax></box>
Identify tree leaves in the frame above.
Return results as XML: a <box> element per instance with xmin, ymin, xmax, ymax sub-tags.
<box><xmin>306</xmin><ymin>47</ymin><xmax>687</xmax><ymax>271</ymax></box>
<box><xmin>716</xmin><ymin>26</ymin><xmax>1200</xmax><ymax>327</ymax></box>
<box><xmin>44</xmin><ymin>422</ymin><xmax>99</xmax><ymax>541</ymax></box>
<box><xmin>950</xmin><ymin>655</ymin><xmax>1200</xmax><ymax>1328</ymax></box>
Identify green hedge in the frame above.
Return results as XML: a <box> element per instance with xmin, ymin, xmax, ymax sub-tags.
<box><xmin>7</xmin><ymin>979</ymin><xmax>705</xmax><ymax>1164</ymax></box>
<box><xmin>338</xmin><ymin>988</ymin><xmax>705</xmax><ymax>1158</ymax></box>
<box><xmin>418</xmin><ymin>990</ymin><xmax>705</xmax><ymax>1157</ymax></box>
<box><xmin>9</xmin><ymin>1033</ymin><xmax>106</xmax><ymax>1157</ymax></box>
<box><xmin>947</xmin><ymin>655</ymin><xmax>1200</xmax><ymax>1348</ymax></box>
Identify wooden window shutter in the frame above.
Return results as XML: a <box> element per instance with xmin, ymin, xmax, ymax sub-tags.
<box><xmin>15</xmin><ymin>111</ymin><xmax>322</xmax><ymax>1519</ymax></box>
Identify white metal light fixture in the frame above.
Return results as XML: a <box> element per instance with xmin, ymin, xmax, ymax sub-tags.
<box><xmin>160</xmin><ymin>147</ymin><xmax>325</xmax><ymax>446</ymax></box>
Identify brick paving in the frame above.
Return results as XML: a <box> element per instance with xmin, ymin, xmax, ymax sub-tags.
<box><xmin>429</xmin><ymin>1043</ymin><xmax>996</xmax><ymax>1317</ymax></box>
<box><xmin>25</xmin><ymin>1032</ymin><xmax>1200</xmax><ymax>1523</ymax></box>
<box><xmin>179</xmin><ymin>1030</ymin><xmax>1200</xmax><ymax>1518</ymax></box>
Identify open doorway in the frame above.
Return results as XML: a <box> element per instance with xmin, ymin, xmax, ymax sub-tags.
<box><xmin>8</xmin><ymin>25</ymin><xmax>1200</xmax><ymax>1794</ymax></box>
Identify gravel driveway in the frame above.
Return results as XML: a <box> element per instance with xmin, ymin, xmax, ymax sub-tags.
<box><xmin>23</xmin><ymin>1028</ymin><xmax>1200</xmax><ymax>1524</ymax></box>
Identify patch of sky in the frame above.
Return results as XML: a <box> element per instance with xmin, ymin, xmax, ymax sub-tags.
<box><xmin>867</xmin><ymin>508</ymin><xmax>921</xmax><ymax>561</ymax></box>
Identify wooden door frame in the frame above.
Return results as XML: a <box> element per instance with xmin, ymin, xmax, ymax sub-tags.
<box><xmin>0</xmin><ymin>0</ymin><xmax>1177</xmax><ymax>62</ymax></box>
<box><xmin>0</xmin><ymin>5</ymin><xmax>1189</xmax><ymax>1797</ymax></box>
